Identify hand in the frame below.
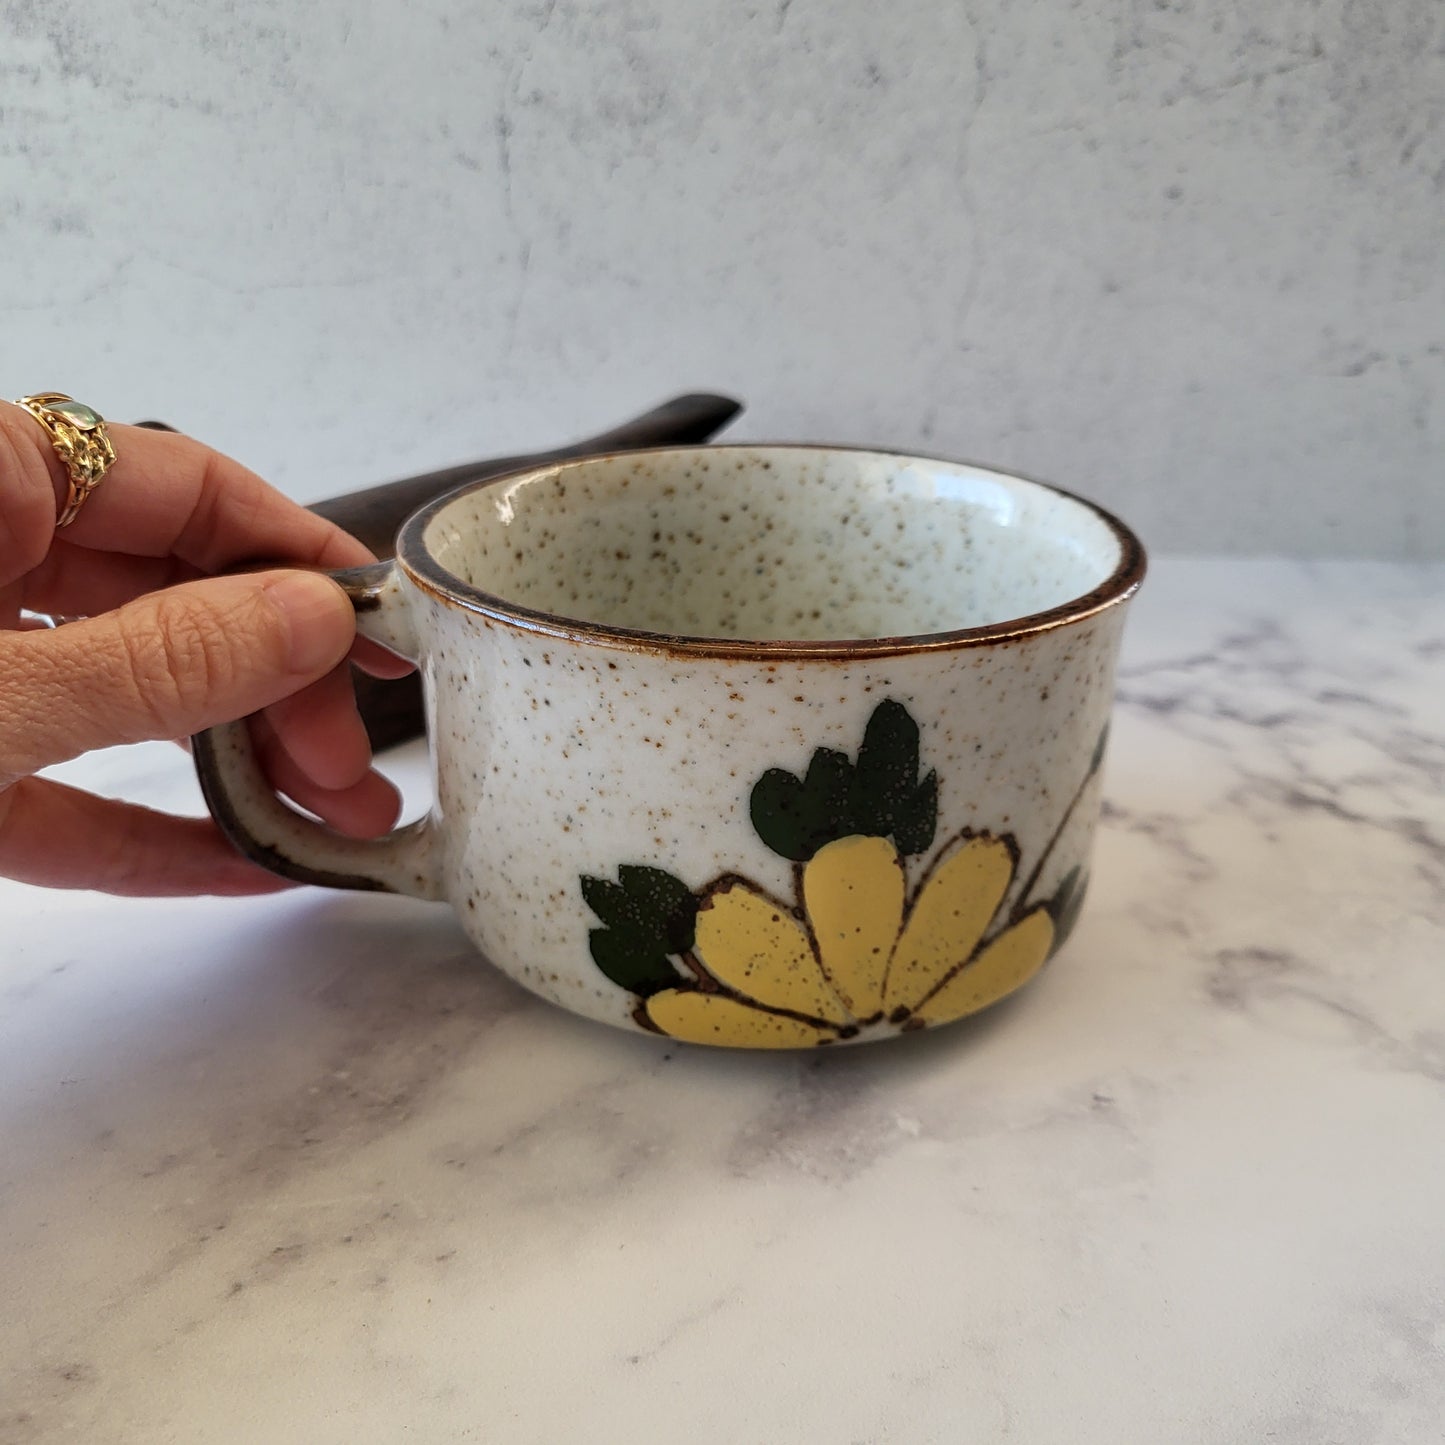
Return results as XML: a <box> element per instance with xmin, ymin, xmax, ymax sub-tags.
<box><xmin>0</xmin><ymin>402</ymin><xmax>410</xmax><ymax>895</ymax></box>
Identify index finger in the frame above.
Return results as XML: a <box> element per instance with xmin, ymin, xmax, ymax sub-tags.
<box><xmin>0</xmin><ymin>402</ymin><xmax>373</xmax><ymax>574</ymax></box>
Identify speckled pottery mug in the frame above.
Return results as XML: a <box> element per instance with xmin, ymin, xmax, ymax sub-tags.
<box><xmin>197</xmin><ymin>446</ymin><xmax>1146</xmax><ymax>1049</ymax></box>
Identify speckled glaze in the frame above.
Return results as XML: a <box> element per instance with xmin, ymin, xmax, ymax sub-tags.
<box><xmin>198</xmin><ymin>447</ymin><xmax>1145</xmax><ymax>1048</ymax></box>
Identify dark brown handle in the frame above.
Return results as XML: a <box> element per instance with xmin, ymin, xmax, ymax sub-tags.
<box><xmin>192</xmin><ymin>561</ymin><xmax>439</xmax><ymax>896</ymax></box>
<box><xmin>140</xmin><ymin>392</ymin><xmax>744</xmax><ymax>751</ymax></box>
<box><xmin>306</xmin><ymin>392</ymin><xmax>743</xmax><ymax>556</ymax></box>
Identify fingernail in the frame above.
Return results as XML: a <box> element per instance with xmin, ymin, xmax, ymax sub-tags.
<box><xmin>263</xmin><ymin>572</ymin><xmax>353</xmax><ymax>675</ymax></box>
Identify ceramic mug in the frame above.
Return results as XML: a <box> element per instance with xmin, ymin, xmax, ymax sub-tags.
<box><xmin>196</xmin><ymin>446</ymin><xmax>1146</xmax><ymax>1049</ymax></box>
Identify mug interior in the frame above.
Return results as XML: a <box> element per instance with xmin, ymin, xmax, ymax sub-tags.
<box><xmin>414</xmin><ymin>447</ymin><xmax>1136</xmax><ymax>644</ymax></box>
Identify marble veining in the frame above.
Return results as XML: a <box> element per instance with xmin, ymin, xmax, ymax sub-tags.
<box><xmin>2</xmin><ymin>559</ymin><xmax>1443</xmax><ymax>1442</ymax></box>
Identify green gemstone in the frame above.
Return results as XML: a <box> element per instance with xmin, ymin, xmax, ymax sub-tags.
<box><xmin>50</xmin><ymin>399</ymin><xmax>100</xmax><ymax>430</ymax></box>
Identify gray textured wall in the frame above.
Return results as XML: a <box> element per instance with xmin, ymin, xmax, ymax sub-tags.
<box><xmin>2</xmin><ymin>0</ymin><xmax>1442</xmax><ymax>556</ymax></box>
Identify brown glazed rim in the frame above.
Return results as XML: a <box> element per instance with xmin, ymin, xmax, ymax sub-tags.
<box><xmin>393</xmin><ymin>443</ymin><xmax>1149</xmax><ymax>659</ymax></box>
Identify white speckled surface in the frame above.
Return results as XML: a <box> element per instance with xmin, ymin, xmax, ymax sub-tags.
<box><xmin>2</xmin><ymin>2</ymin><xmax>1441</xmax><ymax>556</ymax></box>
<box><xmin>4</xmin><ymin>558</ymin><xmax>1442</xmax><ymax>1442</ymax></box>
<box><xmin>431</xmin><ymin>447</ymin><xmax>1125</xmax><ymax>636</ymax></box>
<box><xmin>202</xmin><ymin>447</ymin><xmax>1135</xmax><ymax>1043</ymax></box>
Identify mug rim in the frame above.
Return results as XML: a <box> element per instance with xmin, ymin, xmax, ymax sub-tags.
<box><xmin>393</xmin><ymin>443</ymin><xmax>1148</xmax><ymax>658</ymax></box>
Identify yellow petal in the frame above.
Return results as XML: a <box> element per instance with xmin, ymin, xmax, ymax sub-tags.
<box><xmin>882</xmin><ymin>834</ymin><xmax>1016</xmax><ymax>1014</ymax></box>
<box><xmin>694</xmin><ymin>878</ymin><xmax>852</xmax><ymax>1025</ymax></box>
<box><xmin>802</xmin><ymin>835</ymin><xmax>905</xmax><ymax>1020</ymax></box>
<box><xmin>912</xmin><ymin>907</ymin><xmax>1055</xmax><ymax>1026</ymax></box>
<box><xmin>646</xmin><ymin>989</ymin><xmax>835</xmax><ymax>1049</ymax></box>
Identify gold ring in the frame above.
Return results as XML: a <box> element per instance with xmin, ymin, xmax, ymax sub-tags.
<box><xmin>14</xmin><ymin>392</ymin><xmax>118</xmax><ymax>527</ymax></box>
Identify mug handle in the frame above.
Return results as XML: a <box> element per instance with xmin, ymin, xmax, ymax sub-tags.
<box><xmin>192</xmin><ymin>561</ymin><xmax>443</xmax><ymax>900</ymax></box>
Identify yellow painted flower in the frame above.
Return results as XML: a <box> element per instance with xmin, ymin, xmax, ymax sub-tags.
<box><xmin>644</xmin><ymin>833</ymin><xmax>1055</xmax><ymax>1048</ymax></box>
<box><xmin>582</xmin><ymin>699</ymin><xmax>1102</xmax><ymax>1049</ymax></box>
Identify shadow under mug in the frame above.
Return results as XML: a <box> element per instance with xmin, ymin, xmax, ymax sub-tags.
<box><xmin>195</xmin><ymin>446</ymin><xmax>1146</xmax><ymax>1050</ymax></box>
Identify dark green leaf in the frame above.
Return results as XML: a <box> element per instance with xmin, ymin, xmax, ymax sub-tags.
<box><xmin>852</xmin><ymin>699</ymin><xmax>919</xmax><ymax>836</ymax></box>
<box><xmin>892</xmin><ymin>769</ymin><xmax>938</xmax><ymax>857</ymax></box>
<box><xmin>750</xmin><ymin>699</ymin><xmax>940</xmax><ymax>860</ymax></box>
<box><xmin>751</xmin><ymin>761</ymin><xmax>841</xmax><ymax>862</ymax></box>
<box><xmin>803</xmin><ymin>748</ymin><xmax>857</xmax><ymax>851</ymax></box>
<box><xmin>617</xmin><ymin>864</ymin><xmax>699</xmax><ymax>954</ymax></box>
<box><xmin>1046</xmin><ymin>866</ymin><xmax>1088</xmax><ymax>951</ymax></box>
<box><xmin>751</xmin><ymin>767</ymin><xmax>812</xmax><ymax>862</ymax></box>
<box><xmin>588</xmin><ymin>928</ymin><xmax>681</xmax><ymax>997</ymax></box>
<box><xmin>581</xmin><ymin>866</ymin><xmax>700</xmax><ymax>997</ymax></box>
<box><xmin>580</xmin><ymin>876</ymin><xmax>630</xmax><ymax>931</ymax></box>
<box><xmin>804</xmin><ymin>748</ymin><xmax>853</xmax><ymax>818</ymax></box>
<box><xmin>1091</xmin><ymin>725</ymin><xmax>1110</xmax><ymax>774</ymax></box>
<box><xmin>852</xmin><ymin>700</ymin><xmax>937</xmax><ymax>855</ymax></box>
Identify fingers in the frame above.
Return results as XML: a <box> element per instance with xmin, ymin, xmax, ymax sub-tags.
<box><xmin>0</xmin><ymin>407</ymin><xmax>67</xmax><ymax>590</ymax></box>
<box><xmin>0</xmin><ymin>402</ymin><xmax>374</xmax><ymax>591</ymax></box>
<box><xmin>19</xmin><ymin>536</ymin><xmax>202</xmax><ymax>619</ymax></box>
<box><xmin>260</xmin><ymin>662</ymin><xmax>373</xmax><ymax>790</ymax></box>
<box><xmin>248</xmin><ymin>664</ymin><xmax>405</xmax><ymax>839</ymax></box>
<box><xmin>0</xmin><ymin>776</ymin><xmax>292</xmax><ymax>895</ymax></box>
<box><xmin>251</xmin><ymin>713</ymin><xmax>403</xmax><ymax>838</ymax></box>
<box><xmin>352</xmin><ymin>637</ymin><xmax>416</xmax><ymax>680</ymax></box>
<box><xmin>18</xmin><ymin>543</ymin><xmax>414</xmax><ymax>680</ymax></box>
<box><xmin>0</xmin><ymin>579</ymin><xmax>21</xmax><ymax>630</ymax></box>
<box><xmin>0</xmin><ymin>569</ymin><xmax>356</xmax><ymax>780</ymax></box>
<box><xmin>0</xmin><ymin>405</ymin><xmax>412</xmax><ymax>896</ymax></box>
<box><xmin>248</xmin><ymin>661</ymin><xmax>404</xmax><ymax>834</ymax></box>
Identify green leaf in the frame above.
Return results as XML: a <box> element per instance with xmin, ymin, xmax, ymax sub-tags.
<box><xmin>751</xmin><ymin>751</ymin><xmax>853</xmax><ymax>862</ymax></box>
<box><xmin>803</xmin><ymin>748</ymin><xmax>856</xmax><ymax>846</ymax></box>
<box><xmin>852</xmin><ymin>699</ymin><xmax>937</xmax><ymax>856</ymax></box>
<box><xmin>851</xmin><ymin>699</ymin><xmax>916</xmax><ymax>834</ymax></box>
<box><xmin>1091</xmin><ymin>725</ymin><xmax>1110</xmax><ymax>774</ymax></box>
<box><xmin>750</xmin><ymin>767</ymin><xmax>815</xmax><ymax>862</ymax></box>
<box><xmin>580</xmin><ymin>866</ymin><xmax>699</xmax><ymax>997</ymax></box>
<box><xmin>588</xmin><ymin>928</ymin><xmax>679</xmax><ymax>997</ymax></box>
<box><xmin>580</xmin><ymin>876</ymin><xmax>631</xmax><ymax>931</ymax></box>
<box><xmin>1045</xmin><ymin>866</ymin><xmax>1088</xmax><ymax>951</ymax></box>
<box><xmin>617</xmin><ymin>865</ymin><xmax>699</xmax><ymax>954</ymax></box>
<box><xmin>750</xmin><ymin>699</ymin><xmax>939</xmax><ymax>860</ymax></box>
<box><xmin>892</xmin><ymin>770</ymin><xmax>938</xmax><ymax>857</ymax></box>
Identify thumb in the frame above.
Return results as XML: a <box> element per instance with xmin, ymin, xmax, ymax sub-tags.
<box><xmin>0</xmin><ymin>569</ymin><xmax>356</xmax><ymax>777</ymax></box>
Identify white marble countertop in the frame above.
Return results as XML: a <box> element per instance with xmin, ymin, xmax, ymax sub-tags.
<box><xmin>3</xmin><ymin>558</ymin><xmax>1443</xmax><ymax>1444</ymax></box>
